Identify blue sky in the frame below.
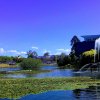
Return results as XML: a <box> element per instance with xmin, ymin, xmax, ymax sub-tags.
<box><xmin>0</xmin><ymin>0</ymin><xmax>100</xmax><ymax>56</ymax></box>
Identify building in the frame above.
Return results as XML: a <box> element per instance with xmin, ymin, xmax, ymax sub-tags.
<box><xmin>37</xmin><ymin>55</ymin><xmax>56</xmax><ymax>64</ymax></box>
<box><xmin>74</xmin><ymin>35</ymin><xmax>100</xmax><ymax>56</ymax></box>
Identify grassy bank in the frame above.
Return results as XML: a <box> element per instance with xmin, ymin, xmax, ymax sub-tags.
<box><xmin>0</xmin><ymin>64</ymin><xmax>18</xmax><ymax>68</ymax></box>
<box><xmin>0</xmin><ymin>77</ymin><xmax>99</xmax><ymax>99</ymax></box>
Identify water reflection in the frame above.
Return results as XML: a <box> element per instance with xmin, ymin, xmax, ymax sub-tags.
<box><xmin>73</xmin><ymin>89</ymin><xmax>81</xmax><ymax>99</ymax></box>
<box><xmin>0</xmin><ymin>67</ymin><xmax>21</xmax><ymax>72</ymax></box>
<box><xmin>75</xmin><ymin>71</ymin><xmax>100</xmax><ymax>79</ymax></box>
<box><xmin>73</xmin><ymin>85</ymin><xmax>100</xmax><ymax>100</ymax></box>
<box><xmin>2</xmin><ymin>65</ymin><xmax>100</xmax><ymax>79</ymax></box>
<box><xmin>6</xmin><ymin>69</ymin><xmax>74</xmax><ymax>78</ymax></box>
<box><xmin>40</xmin><ymin>66</ymin><xmax>58</xmax><ymax>70</ymax></box>
<box><xmin>34</xmin><ymin>69</ymin><xmax>74</xmax><ymax>78</ymax></box>
<box><xmin>19</xmin><ymin>85</ymin><xmax>100</xmax><ymax>100</ymax></box>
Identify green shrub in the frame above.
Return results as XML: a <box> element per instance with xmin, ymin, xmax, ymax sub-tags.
<box><xmin>0</xmin><ymin>56</ymin><xmax>13</xmax><ymax>63</ymax></box>
<box><xmin>57</xmin><ymin>55</ymin><xmax>71</xmax><ymax>68</ymax></box>
<box><xmin>20</xmin><ymin>58</ymin><xmax>42</xmax><ymax>70</ymax></box>
<box><xmin>80</xmin><ymin>49</ymin><xmax>95</xmax><ymax>65</ymax></box>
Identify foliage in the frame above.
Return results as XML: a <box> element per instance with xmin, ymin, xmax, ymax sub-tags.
<box><xmin>60</xmin><ymin>53</ymin><xmax>66</xmax><ymax>59</ymax></box>
<box><xmin>0</xmin><ymin>56</ymin><xmax>13</xmax><ymax>63</ymax></box>
<box><xmin>20</xmin><ymin>58</ymin><xmax>42</xmax><ymax>70</ymax></box>
<box><xmin>70</xmin><ymin>51</ymin><xmax>77</xmax><ymax>63</ymax></box>
<box><xmin>43</xmin><ymin>52</ymin><xmax>49</xmax><ymax>57</ymax></box>
<box><xmin>57</xmin><ymin>49</ymin><xmax>95</xmax><ymax>69</ymax></box>
<box><xmin>80</xmin><ymin>49</ymin><xmax>95</xmax><ymax>65</ymax></box>
<box><xmin>57</xmin><ymin>51</ymin><xmax>81</xmax><ymax>69</ymax></box>
<box><xmin>12</xmin><ymin>56</ymin><xmax>25</xmax><ymax>63</ymax></box>
<box><xmin>0</xmin><ymin>77</ymin><xmax>98</xmax><ymax>99</ymax></box>
<box><xmin>27</xmin><ymin>50</ymin><xmax>38</xmax><ymax>58</ymax></box>
<box><xmin>57</xmin><ymin>55</ymin><xmax>71</xmax><ymax>68</ymax></box>
<box><xmin>71</xmin><ymin>35</ymin><xmax>80</xmax><ymax>46</ymax></box>
<box><xmin>71</xmin><ymin>35</ymin><xmax>80</xmax><ymax>55</ymax></box>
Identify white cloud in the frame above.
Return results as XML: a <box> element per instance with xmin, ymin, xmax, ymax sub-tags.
<box><xmin>0</xmin><ymin>48</ymin><xmax>26</xmax><ymax>56</ymax></box>
<box><xmin>18</xmin><ymin>51</ymin><xmax>26</xmax><ymax>55</ymax></box>
<box><xmin>0</xmin><ymin>48</ymin><xmax>5</xmax><ymax>54</ymax></box>
<box><xmin>7</xmin><ymin>50</ymin><xmax>26</xmax><ymax>55</ymax></box>
<box><xmin>57</xmin><ymin>48</ymin><xmax>71</xmax><ymax>52</ymax></box>
<box><xmin>32</xmin><ymin>46</ymin><xmax>39</xmax><ymax>50</ymax></box>
<box><xmin>56</xmin><ymin>48</ymin><xmax>71</xmax><ymax>55</ymax></box>
<box><xmin>8</xmin><ymin>50</ymin><xmax>18</xmax><ymax>53</ymax></box>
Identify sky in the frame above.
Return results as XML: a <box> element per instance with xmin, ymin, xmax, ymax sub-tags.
<box><xmin>0</xmin><ymin>0</ymin><xmax>100</xmax><ymax>56</ymax></box>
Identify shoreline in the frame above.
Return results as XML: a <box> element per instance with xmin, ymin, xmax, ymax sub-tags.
<box><xmin>0</xmin><ymin>64</ymin><xmax>19</xmax><ymax>68</ymax></box>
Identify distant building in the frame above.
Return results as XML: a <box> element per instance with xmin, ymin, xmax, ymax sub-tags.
<box><xmin>74</xmin><ymin>35</ymin><xmax>100</xmax><ymax>56</ymax></box>
<box><xmin>37</xmin><ymin>55</ymin><xmax>55</xmax><ymax>64</ymax></box>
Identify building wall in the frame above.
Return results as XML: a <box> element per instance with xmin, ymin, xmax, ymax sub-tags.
<box><xmin>74</xmin><ymin>41</ymin><xmax>95</xmax><ymax>56</ymax></box>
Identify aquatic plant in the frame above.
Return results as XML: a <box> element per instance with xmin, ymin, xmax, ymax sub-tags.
<box><xmin>0</xmin><ymin>77</ymin><xmax>98</xmax><ymax>99</ymax></box>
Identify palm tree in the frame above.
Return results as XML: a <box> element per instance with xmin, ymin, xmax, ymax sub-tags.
<box><xmin>27</xmin><ymin>50</ymin><xmax>38</xmax><ymax>58</ymax></box>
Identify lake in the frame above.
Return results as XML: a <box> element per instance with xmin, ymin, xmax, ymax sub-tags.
<box><xmin>0</xmin><ymin>65</ymin><xmax>100</xmax><ymax>100</ymax></box>
<box><xmin>2</xmin><ymin>65</ymin><xmax>77</xmax><ymax>78</ymax></box>
<box><xmin>0</xmin><ymin>67</ymin><xmax>21</xmax><ymax>72</ymax></box>
<box><xmin>2</xmin><ymin>65</ymin><xmax>99</xmax><ymax>78</ymax></box>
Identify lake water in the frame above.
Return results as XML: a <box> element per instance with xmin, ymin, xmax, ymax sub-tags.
<box><xmin>1</xmin><ymin>65</ymin><xmax>100</xmax><ymax>78</ymax></box>
<box><xmin>1</xmin><ymin>85</ymin><xmax>100</xmax><ymax>100</ymax></box>
<box><xmin>5</xmin><ymin>69</ymin><xmax>75</xmax><ymax>78</ymax></box>
<box><xmin>19</xmin><ymin>85</ymin><xmax>100</xmax><ymax>100</ymax></box>
<box><xmin>0</xmin><ymin>67</ymin><xmax>21</xmax><ymax>72</ymax></box>
<box><xmin>1</xmin><ymin>66</ymin><xmax>100</xmax><ymax>100</ymax></box>
<box><xmin>3</xmin><ymin>66</ymin><xmax>77</xmax><ymax>78</ymax></box>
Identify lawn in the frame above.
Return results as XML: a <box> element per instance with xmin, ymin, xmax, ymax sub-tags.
<box><xmin>0</xmin><ymin>77</ymin><xmax>99</xmax><ymax>99</ymax></box>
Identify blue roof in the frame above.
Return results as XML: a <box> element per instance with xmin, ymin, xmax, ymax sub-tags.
<box><xmin>81</xmin><ymin>35</ymin><xmax>100</xmax><ymax>39</ymax></box>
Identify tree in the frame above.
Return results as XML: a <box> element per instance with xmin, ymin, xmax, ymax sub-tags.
<box><xmin>55</xmin><ymin>55</ymin><xmax>60</xmax><ymax>62</ymax></box>
<box><xmin>0</xmin><ymin>56</ymin><xmax>13</xmax><ymax>63</ymax></box>
<box><xmin>43</xmin><ymin>52</ymin><xmax>49</xmax><ymax>57</ymax></box>
<box><xmin>69</xmin><ymin>51</ymin><xmax>79</xmax><ymax>69</ymax></box>
<box><xmin>71</xmin><ymin>35</ymin><xmax>80</xmax><ymax>55</ymax></box>
<box><xmin>27</xmin><ymin>50</ymin><xmax>38</xmax><ymax>58</ymax></box>
<box><xmin>60</xmin><ymin>53</ymin><xmax>66</xmax><ymax>59</ymax></box>
<box><xmin>71</xmin><ymin>35</ymin><xmax>80</xmax><ymax>46</ymax></box>
<box><xmin>12</xmin><ymin>55</ymin><xmax>24</xmax><ymax>63</ymax></box>
<box><xmin>57</xmin><ymin>55</ymin><xmax>71</xmax><ymax>68</ymax></box>
<box><xmin>69</xmin><ymin>51</ymin><xmax>77</xmax><ymax>63</ymax></box>
<box><xmin>20</xmin><ymin>58</ymin><xmax>42</xmax><ymax>70</ymax></box>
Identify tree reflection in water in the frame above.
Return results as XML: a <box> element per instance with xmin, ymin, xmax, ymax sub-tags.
<box><xmin>73</xmin><ymin>84</ymin><xmax>100</xmax><ymax>100</ymax></box>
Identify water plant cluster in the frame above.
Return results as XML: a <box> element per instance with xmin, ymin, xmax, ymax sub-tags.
<box><xmin>0</xmin><ymin>77</ymin><xmax>98</xmax><ymax>99</ymax></box>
